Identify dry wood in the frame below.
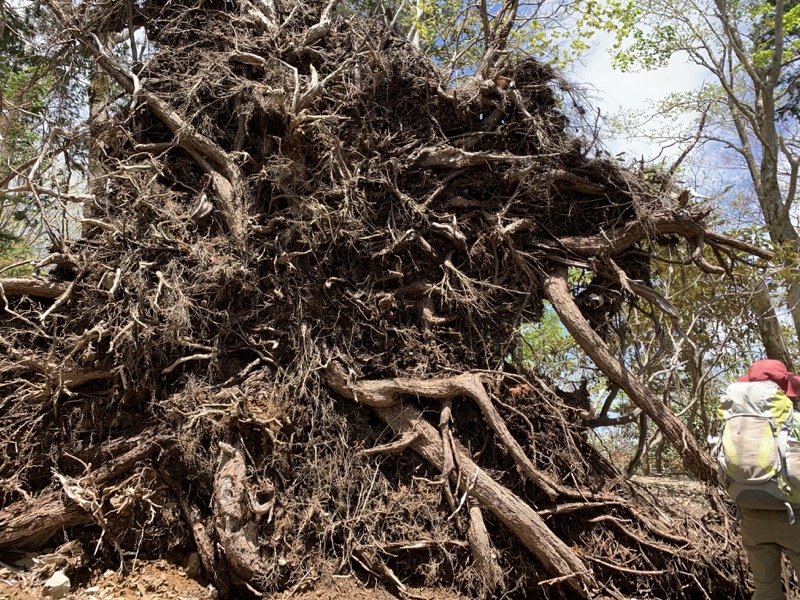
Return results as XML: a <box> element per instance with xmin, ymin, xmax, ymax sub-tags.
<box><xmin>466</xmin><ymin>501</ymin><xmax>504</xmax><ymax>594</ymax></box>
<box><xmin>358</xmin><ymin>430</ymin><xmax>420</xmax><ymax>456</ymax></box>
<box><xmin>0</xmin><ymin>277</ymin><xmax>68</xmax><ymax>299</ymax></box>
<box><xmin>212</xmin><ymin>442</ymin><xmax>270</xmax><ymax>588</ymax></box>
<box><xmin>553</xmin><ymin>211</ymin><xmax>772</xmax><ymax>260</ymax></box>
<box><xmin>382</xmin><ymin>402</ymin><xmax>596</xmax><ymax>596</ymax></box>
<box><xmin>328</xmin><ymin>366</ymin><xmax>560</xmax><ymax>500</ymax></box>
<box><xmin>549</xmin><ymin>169</ymin><xmax>606</xmax><ymax>194</ymax></box>
<box><xmin>542</xmin><ymin>265</ymin><xmax>717</xmax><ymax>482</ymax></box>
<box><xmin>0</xmin><ymin>432</ymin><xmax>168</xmax><ymax>549</ymax></box>
<box><xmin>326</xmin><ymin>363</ymin><xmax>596</xmax><ymax>598</ymax></box>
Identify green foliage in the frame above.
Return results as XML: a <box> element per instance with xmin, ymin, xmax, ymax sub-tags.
<box><xmin>750</xmin><ymin>0</ymin><xmax>800</xmax><ymax>74</ymax></box>
<box><xmin>346</xmin><ymin>0</ymin><xmax>609</xmax><ymax>73</ymax></box>
<box><xmin>0</xmin><ymin>232</ymin><xmax>34</xmax><ymax>276</ymax></box>
<box><xmin>1</xmin><ymin>1</ymin><xmax>89</xmax><ymax>264</ymax></box>
<box><xmin>613</xmin><ymin>23</ymin><xmax>679</xmax><ymax>72</ymax></box>
<box><xmin>604</xmin><ymin>0</ymin><xmax>800</xmax><ymax>115</ymax></box>
<box><xmin>517</xmin><ymin>304</ymin><xmax>583</xmax><ymax>382</ymax></box>
<box><xmin>593</xmin><ymin>0</ymin><xmax>800</xmax><ymax>385</ymax></box>
<box><xmin>777</xmin><ymin>0</ymin><xmax>800</xmax><ymax>118</ymax></box>
<box><xmin>1</xmin><ymin>66</ymin><xmax>53</xmax><ymax>172</ymax></box>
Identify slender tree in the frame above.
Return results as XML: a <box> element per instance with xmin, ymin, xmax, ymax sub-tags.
<box><xmin>1</xmin><ymin>0</ymin><xmax>89</xmax><ymax>268</ymax></box>
<box><xmin>603</xmin><ymin>0</ymin><xmax>800</xmax><ymax>344</ymax></box>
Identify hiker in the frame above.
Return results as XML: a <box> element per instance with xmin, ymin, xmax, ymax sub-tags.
<box><xmin>729</xmin><ymin>359</ymin><xmax>800</xmax><ymax>600</ymax></box>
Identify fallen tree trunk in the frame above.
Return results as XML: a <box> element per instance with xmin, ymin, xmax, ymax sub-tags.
<box><xmin>0</xmin><ymin>277</ymin><xmax>68</xmax><ymax>299</ymax></box>
<box><xmin>0</xmin><ymin>432</ymin><xmax>169</xmax><ymax>549</ymax></box>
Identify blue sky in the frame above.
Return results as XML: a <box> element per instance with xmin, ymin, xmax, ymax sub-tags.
<box><xmin>567</xmin><ymin>31</ymin><xmax>709</xmax><ymax>158</ymax></box>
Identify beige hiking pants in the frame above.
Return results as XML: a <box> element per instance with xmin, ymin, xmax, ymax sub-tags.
<box><xmin>741</xmin><ymin>507</ymin><xmax>800</xmax><ymax>599</ymax></box>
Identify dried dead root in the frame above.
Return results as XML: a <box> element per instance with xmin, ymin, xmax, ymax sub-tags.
<box><xmin>0</xmin><ymin>0</ymin><xmax>765</xmax><ymax>598</ymax></box>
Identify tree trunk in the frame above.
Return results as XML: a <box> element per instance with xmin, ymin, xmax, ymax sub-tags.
<box><xmin>0</xmin><ymin>434</ymin><xmax>166</xmax><ymax>549</ymax></box>
<box><xmin>752</xmin><ymin>280</ymin><xmax>793</xmax><ymax>367</ymax></box>
<box><xmin>542</xmin><ymin>265</ymin><xmax>717</xmax><ymax>482</ymax></box>
<box><xmin>759</xmin><ymin>156</ymin><xmax>800</xmax><ymax>345</ymax></box>
<box><xmin>0</xmin><ymin>276</ymin><xmax>67</xmax><ymax>299</ymax></box>
<box><xmin>756</xmin><ymin>29</ymin><xmax>800</xmax><ymax>340</ymax></box>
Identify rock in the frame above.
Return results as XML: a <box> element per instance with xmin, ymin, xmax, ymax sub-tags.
<box><xmin>184</xmin><ymin>553</ymin><xmax>201</xmax><ymax>579</ymax></box>
<box><xmin>42</xmin><ymin>570</ymin><xmax>70</xmax><ymax>599</ymax></box>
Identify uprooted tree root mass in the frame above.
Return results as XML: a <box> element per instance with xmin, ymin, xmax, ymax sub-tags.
<box><xmin>0</xmin><ymin>0</ymin><xmax>763</xmax><ymax>597</ymax></box>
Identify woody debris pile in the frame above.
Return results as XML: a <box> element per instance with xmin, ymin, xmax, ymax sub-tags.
<box><xmin>0</xmin><ymin>0</ymin><xmax>766</xmax><ymax>597</ymax></box>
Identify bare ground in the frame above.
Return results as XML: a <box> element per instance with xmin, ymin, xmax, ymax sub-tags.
<box><xmin>632</xmin><ymin>475</ymin><xmax>711</xmax><ymax>520</ymax></box>
<box><xmin>1</xmin><ymin>557</ymin><xmax>467</xmax><ymax>600</ymax></box>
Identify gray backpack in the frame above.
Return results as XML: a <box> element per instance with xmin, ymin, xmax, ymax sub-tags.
<box><xmin>714</xmin><ymin>380</ymin><xmax>800</xmax><ymax>518</ymax></box>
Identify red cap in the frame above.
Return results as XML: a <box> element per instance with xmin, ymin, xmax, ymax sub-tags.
<box><xmin>738</xmin><ymin>359</ymin><xmax>800</xmax><ymax>396</ymax></box>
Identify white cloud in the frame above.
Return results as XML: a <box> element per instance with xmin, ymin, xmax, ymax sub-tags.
<box><xmin>566</xmin><ymin>32</ymin><xmax>709</xmax><ymax>158</ymax></box>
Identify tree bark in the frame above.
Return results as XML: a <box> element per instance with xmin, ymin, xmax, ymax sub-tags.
<box><xmin>0</xmin><ymin>433</ymin><xmax>167</xmax><ymax>549</ymax></box>
<box><xmin>752</xmin><ymin>280</ymin><xmax>793</xmax><ymax>368</ymax></box>
<box><xmin>711</xmin><ymin>0</ymin><xmax>800</xmax><ymax>344</ymax></box>
<box><xmin>552</xmin><ymin>211</ymin><xmax>772</xmax><ymax>261</ymax></box>
<box><xmin>161</xmin><ymin>465</ymin><xmax>232</xmax><ymax>598</ymax></box>
<box><xmin>212</xmin><ymin>442</ymin><xmax>270</xmax><ymax>589</ymax></box>
<box><xmin>467</xmin><ymin>501</ymin><xmax>504</xmax><ymax>595</ymax></box>
<box><xmin>0</xmin><ymin>276</ymin><xmax>68</xmax><ymax>299</ymax></box>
